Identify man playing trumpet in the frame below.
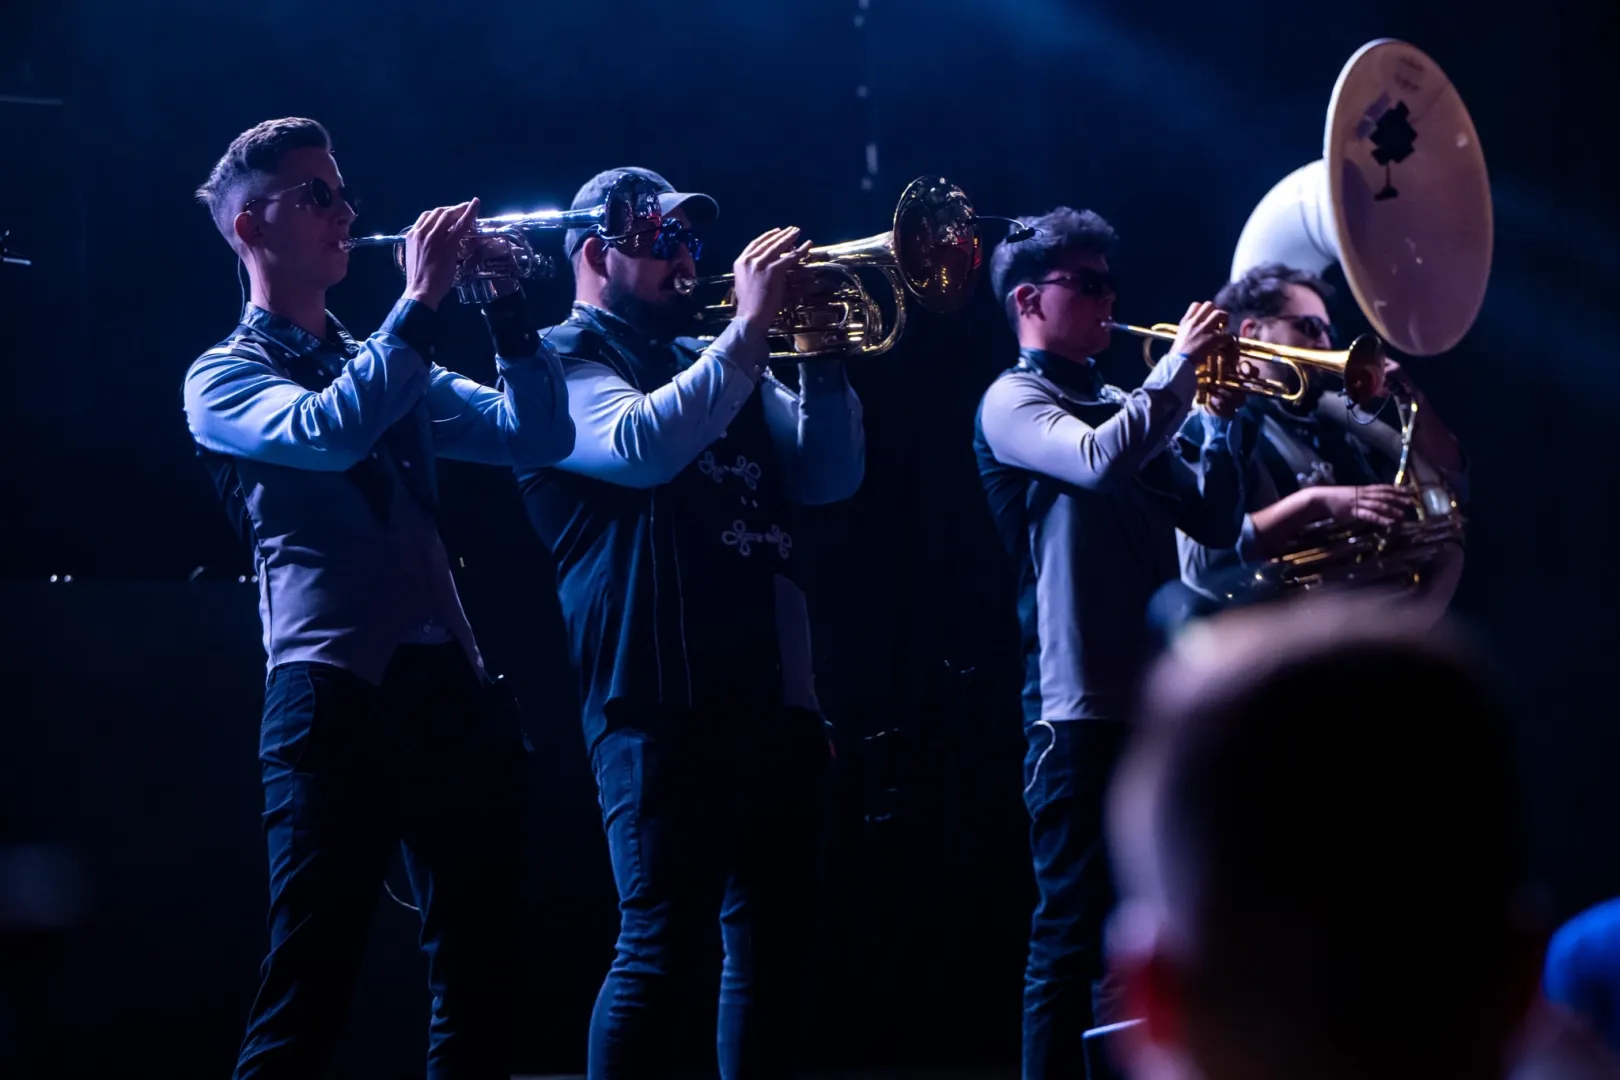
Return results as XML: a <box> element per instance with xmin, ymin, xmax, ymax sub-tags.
<box><xmin>971</xmin><ymin>206</ymin><xmax>1249</xmax><ymax>1080</ymax></box>
<box><xmin>183</xmin><ymin>117</ymin><xmax>575</xmax><ymax>1079</ymax></box>
<box><xmin>515</xmin><ymin>167</ymin><xmax>864</xmax><ymax>1078</ymax></box>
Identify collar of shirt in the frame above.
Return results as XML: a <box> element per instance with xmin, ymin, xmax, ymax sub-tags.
<box><xmin>240</xmin><ymin>303</ymin><xmax>359</xmax><ymax>363</ymax></box>
<box><xmin>570</xmin><ymin>301</ymin><xmax>691</xmax><ymax>382</ymax></box>
<box><xmin>1016</xmin><ymin>347</ymin><xmax>1125</xmax><ymax>406</ymax></box>
<box><xmin>570</xmin><ymin>302</ymin><xmax>682</xmax><ymax>351</ymax></box>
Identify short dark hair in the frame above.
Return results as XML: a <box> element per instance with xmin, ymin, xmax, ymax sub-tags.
<box><xmin>989</xmin><ymin>206</ymin><xmax>1117</xmax><ymax>328</ymax></box>
<box><xmin>1128</xmin><ymin>599</ymin><xmax>1528</xmax><ymax>1074</ymax></box>
<box><xmin>1214</xmin><ymin>262</ymin><xmax>1333</xmax><ymax>324</ymax></box>
<box><xmin>195</xmin><ymin>118</ymin><xmax>332</xmax><ymax>250</ymax></box>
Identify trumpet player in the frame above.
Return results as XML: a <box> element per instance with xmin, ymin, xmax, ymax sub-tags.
<box><xmin>1175</xmin><ymin>263</ymin><xmax>1469</xmax><ymax>602</ymax></box>
<box><xmin>515</xmin><ymin>167</ymin><xmax>864</xmax><ymax>1078</ymax></box>
<box><xmin>971</xmin><ymin>206</ymin><xmax>1251</xmax><ymax>1080</ymax></box>
<box><xmin>182</xmin><ymin>117</ymin><xmax>573</xmax><ymax>1080</ymax></box>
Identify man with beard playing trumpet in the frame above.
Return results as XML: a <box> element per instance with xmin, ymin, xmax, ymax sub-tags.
<box><xmin>514</xmin><ymin>167</ymin><xmax>864</xmax><ymax>1078</ymax></box>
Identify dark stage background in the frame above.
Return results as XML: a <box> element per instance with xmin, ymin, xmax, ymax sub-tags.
<box><xmin>2</xmin><ymin>0</ymin><xmax>1617</xmax><ymax>1076</ymax></box>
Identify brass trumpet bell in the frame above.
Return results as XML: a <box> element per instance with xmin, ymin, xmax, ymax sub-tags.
<box><xmin>674</xmin><ymin>175</ymin><xmax>984</xmax><ymax>359</ymax></box>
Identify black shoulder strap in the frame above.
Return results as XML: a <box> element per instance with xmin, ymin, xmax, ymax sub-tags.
<box><xmin>1260</xmin><ymin>415</ymin><xmax>1326</xmax><ymax>485</ymax></box>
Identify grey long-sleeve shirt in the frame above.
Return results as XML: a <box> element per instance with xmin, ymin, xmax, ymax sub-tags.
<box><xmin>974</xmin><ymin>347</ymin><xmax>1249</xmax><ymax>723</ymax></box>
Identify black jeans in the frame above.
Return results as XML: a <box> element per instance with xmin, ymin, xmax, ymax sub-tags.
<box><xmin>1021</xmin><ymin>718</ymin><xmax>1130</xmax><ymax>1080</ymax></box>
<box><xmin>586</xmin><ymin>707</ymin><xmax>830</xmax><ymax>1079</ymax></box>
<box><xmin>233</xmin><ymin>643</ymin><xmax>527</xmax><ymax>1080</ymax></box>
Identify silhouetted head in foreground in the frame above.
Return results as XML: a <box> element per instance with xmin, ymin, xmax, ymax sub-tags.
<box><xmin>1107</xmin><ymin>595</ymin><xmax>1544</xmax><ymax>1080</ymax></box>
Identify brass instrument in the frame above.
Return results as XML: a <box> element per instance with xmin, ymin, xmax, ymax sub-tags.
<box><xmin>671</xmin><ymin>176</ymin><xmax>992</xmax><ymax>360</ymax></box>
<box><xmin>1188</xmin><ymin>38</ymin><xmax>1487</xmax><ymax>616</ymax></box>
<box><xmin>1106</xmin><ymin>320</ymin><xmax>1388</xmax><ymax>407</ymax></box>
<box><xmin>1240</xmin><ymin>392</ymin><xmax>1466</xmax><ymax>603</ymax></box>
<box><xmin>343</xmin><ymin>174</ymin><xmax>662</xmax><ymax>303</ymax></box>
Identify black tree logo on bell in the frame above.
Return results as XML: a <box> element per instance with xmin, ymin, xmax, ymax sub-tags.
<box><xmin>1370</xmin><ymin>102</ymin><xmax>1417</xmax><ymax>202</ymax></box>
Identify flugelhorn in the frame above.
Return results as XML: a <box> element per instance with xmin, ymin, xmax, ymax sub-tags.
<box><xmin>1106</xmin><ymin>320</ymin><xmax>1388</xmax><ymax>407</ymax></box>
<box><xmin>343</xmin><ymin>174</ymin><xmax>662</xmax><ymax>303</ymax></box>
<box><xmin>671</xmin><ymin>176</ymin><xmax>1015</xmax><ymax>360</ymax></box>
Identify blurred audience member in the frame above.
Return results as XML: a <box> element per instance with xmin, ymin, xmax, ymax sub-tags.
<box><xmin>1106</xmin><ymin>595</ymin><xmax>1544</xmax><ymax>1080</ymax></box>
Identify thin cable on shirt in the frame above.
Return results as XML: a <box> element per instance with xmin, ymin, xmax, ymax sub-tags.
<box><xmin>384</xmin><ymin>875</ymin><xmax>419</xmax><ymax>912</ymax></box>
<box><xmin>1346</xmin><ymin>390</ymin><xmax>1392</xmax><ymax>426</ymax></box>
<box><xmin>1023</xmin><ymin>720</ymin><xmax>1058</xmax><ymax>795</ymax></box>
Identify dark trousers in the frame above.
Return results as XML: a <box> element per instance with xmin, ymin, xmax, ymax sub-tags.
<box><xmin>586</xmin><ymin>707</ymin><xmax>830</xmax><ymax>1080</ymax></box>
<box><xmin>233</xmin><ymin>643</ymin><xmax>527</xmax><ymax>1080</ymax></box>
<box><xmin>1021</xmin><ymin>718</ymin><xmax>1130</xmax><ymax>1080</ymax></box>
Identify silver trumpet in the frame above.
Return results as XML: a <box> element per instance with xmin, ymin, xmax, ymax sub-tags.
<box><xmin>343</xmin><ymin>174</ymin><xmax>662</xmax><ymax>303</ymax></box>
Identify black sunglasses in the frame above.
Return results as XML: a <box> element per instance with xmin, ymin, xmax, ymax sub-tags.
<box><xmin>1272</xmin><ymin>313</ymin><xmax>1337</xmax><ymax>344</ymax></box>
<box><xmin>244</xmin><ymin>177</ymin><xmax>358</xmax><ymax>214</ymax></box>
<box><xmin>1034</xmin><ymin>268</ymin><xmax>1116</xmax><ymax>298</ymax></box>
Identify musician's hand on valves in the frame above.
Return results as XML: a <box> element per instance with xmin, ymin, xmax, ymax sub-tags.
<box><xmin>1169</xmin><ymin>301</ymin><xmax>1235</xmax><ymax>367</ymax></box>
<box><xmin>404</xmin><ymin>199</ymin><xmax>480</xmax><ymax>310</ymax></box>
<box><xmin>1313</xmin><ymin>484</ymin><xmax>1415</xmax><ymax>529</ymax></box>
<box><xmin>464</xmin><ymin>235</ymin><xmax>521</xmax><ymax>301</ymax></box>
<box><xmin>732</xmin><ymin>226</ymin><xmax>812</xmax><ymax>333</ymax></box>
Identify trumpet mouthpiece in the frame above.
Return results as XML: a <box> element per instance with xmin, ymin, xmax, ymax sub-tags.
<box><xmin>672</xmin><ymin>274</ymin><xmax>697</xmax><ymax>295</ymax></box>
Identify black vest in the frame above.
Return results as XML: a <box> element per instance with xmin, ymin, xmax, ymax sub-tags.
<box><xmin>517</xmin><ymin>309</ymin><xmax>798</xmax><ymax>730</ymax></box>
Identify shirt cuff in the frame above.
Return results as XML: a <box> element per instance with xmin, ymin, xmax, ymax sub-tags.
<box><xmin>1235</xmin><ymin>513</ymin><xmax>1260</xmax><ymax>563</ymax></box>
<box><xmin>708</xmin><ymin>315</ymin><xmax>768</xmax><ymax>384</ymax></box>
<box><xmin>798</xmin><ymin>357</ymin><xmax>850</xmax><ymax>395</ymax></box>
<box><xmin>1142</xmin><ymin>350</ymin><xmax>1199</xmax><ymax>410</ymax></box>
<box><xmin>381</xmin><ymin>296</ymin><xmax>441</xmax><ymax>362</ymax></box>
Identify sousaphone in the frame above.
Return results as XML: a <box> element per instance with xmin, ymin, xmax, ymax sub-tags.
<box><xmin>1219</xmin><ymin>38</ymin><xmax>1491</xmax><ymax>617</ymax></box>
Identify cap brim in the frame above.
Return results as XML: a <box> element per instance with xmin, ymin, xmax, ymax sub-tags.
<box><xmin>659</xmin><ymin>192</ymin><xmax>718</xmax><ymax>227</ymax></box>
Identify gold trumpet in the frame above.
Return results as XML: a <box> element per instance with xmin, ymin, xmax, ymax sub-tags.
<box><xmin>672</xmin><ymin>176</ymin><xmax>993</xmax><ymax>360</ymax></box>
<box><xmin>1106</xmin><ymin>321</ymin><xmax>1388</xmax><ymax>407</ymax></box>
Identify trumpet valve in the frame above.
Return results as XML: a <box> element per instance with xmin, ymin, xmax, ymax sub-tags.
<box><xmin>786</xmin><ymin>302</ymin><xmax>857</xmax><ymax>354</ymax></box>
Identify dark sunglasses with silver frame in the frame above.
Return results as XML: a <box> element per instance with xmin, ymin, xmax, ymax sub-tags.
<box><xmin>571</xmin><ymin>212</ymin><xmax>704</xmax><ymax>264</ymax></box>
<box><xmin>243</xmin><ymin>176</ymin><xmax>358</xmax><ymax>215</ymax></box>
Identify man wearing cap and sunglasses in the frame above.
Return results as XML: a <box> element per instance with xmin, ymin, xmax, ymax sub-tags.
<box><xmin>971</xmin><ymin>205</ymin><xmax>1251</xmax><ymax>1080</ymax></box>
<box><xmin>184</xmin><ymin>117</ymin><xmax>574</xmax><ymax>1079</ymax></box>
<box><xmin>515</xmin><ymin>167</ymin><xmax>864</xmax><ymax>1078</ymax></box>
<box><xmin>1175</xmin><ymin>262</ymin><xmax>1468</xmax><ymax>601</ymax></box>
